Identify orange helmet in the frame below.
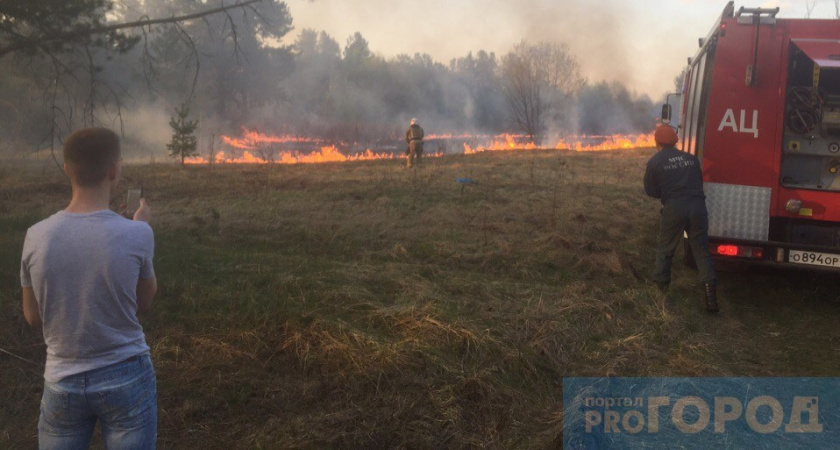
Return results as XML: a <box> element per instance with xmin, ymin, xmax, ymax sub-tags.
<box><xmin>654</xmin><ymin>125</ymin><xmax>679</xmax><ymax>146</ymax></box>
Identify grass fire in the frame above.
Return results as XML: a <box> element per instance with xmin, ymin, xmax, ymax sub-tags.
<box><xmin>3</xmin><ymin>148</ymin><xmax>840</xmax><ymax>448</ymax></box>
<box><xmin>184</xmin><ymin>130</ymin><xmax>657</xmax><ymax>165</ymax></box>
<box><xmin>2</xmin><ymin>0</ymin><xmax>840</xmax><ymax>449</ymax></box>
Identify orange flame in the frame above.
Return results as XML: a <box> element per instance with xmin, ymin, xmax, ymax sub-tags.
<box><xmin>220</xmin><ymin>129</ymin><xmax>323</xmax><ymax>150</ymax></box>
<box><xmin>556</xmin><ymin>133</ymin><xmax>656</xmax><ymax>151</ymax></box>
<box><xmin>185</xmin><ymin>129</ymin><xmax>656</xmax><ymax>165</ymax></box>
<box><xmin>185</xmin><ymin>145</ymin><xmax>397</xmax><ymax>165</ymax></box>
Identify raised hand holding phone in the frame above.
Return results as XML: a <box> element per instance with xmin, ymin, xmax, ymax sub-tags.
<box><xmin>126</xmin><ymin>187</ymin><xmax>143</xmax><ymax>216</ymax></box>
<box><xmin>133</xmin><ymin>198</ymin><xmax>151</xmax><ymax>223</ymax></box>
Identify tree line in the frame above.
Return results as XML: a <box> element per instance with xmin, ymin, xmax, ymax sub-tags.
<box><xmin>0</xmin><ymin>0</ymin><xmax>663</xmax><ymax>158</ymax></box>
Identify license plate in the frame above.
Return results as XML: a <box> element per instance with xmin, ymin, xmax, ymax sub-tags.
<box><xmin>789</xmin><ymin>250</ymin><xmax>840</xmax><ymax>268</ymax></box>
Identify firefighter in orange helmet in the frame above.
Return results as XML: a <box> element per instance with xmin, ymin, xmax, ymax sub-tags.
<box><xmin>644</xmin><ymin>125</ymin><xmax>719</xmax><ymax>313</ymax></box>
<box><xmin>405</xmin><ymin>118</ymin><xmax>424</xmax><ymax>168</ymax></box>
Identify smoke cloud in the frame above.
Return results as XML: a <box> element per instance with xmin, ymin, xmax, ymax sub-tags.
<box><xmin>1</xmin><ymin>0</ymin><xmax>691</xmax><ymax>159</ymax></box>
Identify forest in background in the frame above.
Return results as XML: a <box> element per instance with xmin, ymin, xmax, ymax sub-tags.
<box><xmin>0</xmin><ymin>0</ymin><xmax>673</xmax><ymax>161</ymax></box>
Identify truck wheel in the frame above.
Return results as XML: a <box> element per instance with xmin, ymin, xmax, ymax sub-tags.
<box><xmin>683</xmin><ymin>236</ymin><xmax>697</xmax><ymax>269</ymax></box>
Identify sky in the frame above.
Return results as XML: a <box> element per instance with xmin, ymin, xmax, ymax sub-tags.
<box><xmin>282</xmin><ymin>0</ymin><xmax>839</xmax><ymax>101</ymax></box>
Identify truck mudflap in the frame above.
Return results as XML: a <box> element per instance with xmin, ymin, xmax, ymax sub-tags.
<box><xmin>708</xmin><ymin>236</ymin><xmax>840</xmax><ymax>272</ymax></box>
<box><xmin>705</xmin><ymin>182</ymin><xmax>772</xmax><ymax>241</ymax></box>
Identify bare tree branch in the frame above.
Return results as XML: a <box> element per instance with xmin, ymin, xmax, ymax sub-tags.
<box><xmin>0</xmin><ymin>0</ymin><xmax>267</xmax><ymax>58</ymax></box>
<box><xmin>502</xmin><ymin>41</ymin><xmax>583</xmax><ymax>143</ymax></box>
<box><xmin>805</xmin><ymin>0</ymin><xmax>818</xmax><ymax>18</ymax></box>
<box><xmin>84</xmin><ymin>45</ymin><xmax>96</xmax><ymax>124</ymax></box>
<box><xmin>173</xmin><ymin>21</ymin><xmax>201</xmax><ymax>104</ymax></box>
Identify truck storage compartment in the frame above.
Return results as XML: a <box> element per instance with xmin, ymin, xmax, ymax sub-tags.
<box><xmin>780</xmin><ymin>39</ymin><xmax>840</xmax><ymax>191</ymax></box>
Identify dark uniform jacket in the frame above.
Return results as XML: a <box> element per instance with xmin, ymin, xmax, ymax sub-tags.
<box><xmin>405</xmin><ymin>124</ymin><xmax>424</xmax><ymax>143</ymax></box>
<box><xmin>644</xmin><ymin>146</ymin><xmax>705</xmax><ymax>204</ymax></box>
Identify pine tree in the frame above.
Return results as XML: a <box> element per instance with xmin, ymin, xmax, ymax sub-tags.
<box><xmin>167</xmin><ymin>103</ymin><xmax>199</xmax><ymax>167</ymax></box>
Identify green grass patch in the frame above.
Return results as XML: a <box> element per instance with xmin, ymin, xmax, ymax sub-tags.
<box><xmin>2</xmin><ymin>150</ymin><xmax>840</xmax><ymax>448</ymax></box>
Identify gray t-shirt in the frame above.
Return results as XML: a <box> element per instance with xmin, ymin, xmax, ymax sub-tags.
<box><xmin>20</xmin><ymin>209</ymin><xmax>155</xmax><ymax>382</ymax></box>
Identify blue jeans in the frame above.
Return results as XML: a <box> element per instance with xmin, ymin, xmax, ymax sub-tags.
<box><xmin>39</xmin><ymin>354</ymin><xmax>157</xmax><ymax>450</ymax></box>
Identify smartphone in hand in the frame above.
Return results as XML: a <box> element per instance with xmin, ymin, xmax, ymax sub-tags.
<box><xmin>126</xmin><ymin>187</ymin><xmax>143</xmax><ymax>217</ymax></box>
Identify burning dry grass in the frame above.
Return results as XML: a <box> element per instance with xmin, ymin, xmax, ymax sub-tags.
<box><xmin>184</xmin><ymin>129</ymin><xmax>656</xmax><ymax>165</ymax></box>
<box><xmin>2</xmin><ymin>148</ymin><xmax>840</xmax><ymax>448</ymax></box>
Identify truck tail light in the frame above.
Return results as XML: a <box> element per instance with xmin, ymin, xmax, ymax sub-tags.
<box><xmin>714</xmin><ymin>244</ymin><xmax>763</xmax><ymax>259</ymax></box>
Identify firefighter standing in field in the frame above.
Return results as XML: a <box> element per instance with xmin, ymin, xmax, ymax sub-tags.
<box><xmin>405</xmin><ymin>118</ymin><xmax>424</xmax><ymax>168</ymax></box>
<box><xmin>644</xmin><ymin>125</ymin><xmax>719</xmax><ymax>313</ymax></box>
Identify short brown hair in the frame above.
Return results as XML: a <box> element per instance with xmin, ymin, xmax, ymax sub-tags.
<box><xmin>63</xmin><ymin>128</ymin><xmax>121</xmax><ymax>187</ymax></box>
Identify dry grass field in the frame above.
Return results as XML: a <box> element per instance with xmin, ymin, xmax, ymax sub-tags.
<box><xmin>2</xmin><ymin>149</ymin><xmax>839</xmax><ymax>448</ymax></box>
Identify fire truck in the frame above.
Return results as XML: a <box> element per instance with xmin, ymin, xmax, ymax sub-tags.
<box><xmin>662</xmin><ymin>2</ymin><xmax>840</xmax><ymax>272</ymax></box>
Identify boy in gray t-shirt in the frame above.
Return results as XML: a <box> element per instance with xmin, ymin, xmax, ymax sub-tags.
<box><xmin>21</xmin><ymin>128</ymin><xmax>158</xmax><ymax>449</ymax></box>
<box><xmin>21</xmin><ymin>209</ymin><xmax>155</xmax><ymax>382</ymax></box>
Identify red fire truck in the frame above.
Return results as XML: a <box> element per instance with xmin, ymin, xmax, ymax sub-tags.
<box><xmin>663</xmin><ymin>2</ymin><xmax>840</xmax><ymax>272</ymax></box>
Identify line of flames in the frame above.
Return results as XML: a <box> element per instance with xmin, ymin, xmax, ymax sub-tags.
<box><xmin>185</xmin><ymin>131</ymin><xmax>656</xmax><ymax>165</ymax></box>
